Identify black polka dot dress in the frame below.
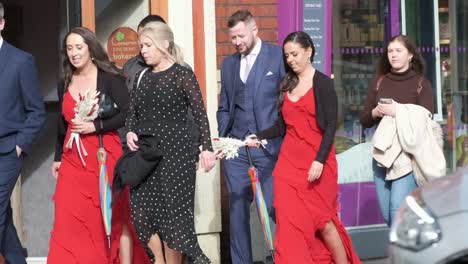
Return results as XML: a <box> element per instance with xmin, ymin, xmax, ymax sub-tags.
<box><xmin>126</xmin><ymin>64</ymin><xmax>212</xmax><ymax>263</ymax></box>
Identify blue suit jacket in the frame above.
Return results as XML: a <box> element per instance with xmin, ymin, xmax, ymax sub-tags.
<box><xmin>0</xmin><ymin>41</ymin><xmax>45</xmax><ymax>154</ymax></box>
<box><xmin>217</xmin><ymin>41</ymin><xmax>285</xmax><ymax>155</ymax></box>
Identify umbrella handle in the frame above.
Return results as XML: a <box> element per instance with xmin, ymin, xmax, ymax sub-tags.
<box><xmin>99</xmin><ymin>134</ymin><xmax>103</xmax><ymax>148</ymax></box>
<box><xmin>245</xmin><ymin>146</ymin><xmax>254</xmax><ymax>167</ymax></box>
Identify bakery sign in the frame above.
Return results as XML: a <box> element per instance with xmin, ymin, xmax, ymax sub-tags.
<box><xmin>107</xmin><ymin>27</ymin><xmax>139</xmax><ymax>68</ymax></box>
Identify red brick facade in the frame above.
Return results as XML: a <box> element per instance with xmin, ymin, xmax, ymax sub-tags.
<box><xmin>215</xmin><ymin>0</ymin><xmax>279</xmax><ymax>69</ymax></box>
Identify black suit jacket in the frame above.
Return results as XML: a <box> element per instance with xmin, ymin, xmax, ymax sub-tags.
<box><xmin>0</xmin><ymin>41</ymin><xmax>45</xmax><ymax>154</ymax></box>
<box><xmin>54</xmin><ymin>70</ymin><xmax>129</xmax><ymax>161</ymax></box>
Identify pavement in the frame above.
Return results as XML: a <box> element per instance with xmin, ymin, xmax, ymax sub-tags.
<box><xmin>363</xmin><ymin>258</ymin><xmax>388</xmax><ymax>264</ymax></box>
<box><xmin>252</xmin><ymin>258</ymin><xmax>388</xmax><ymax>264</ymax></box>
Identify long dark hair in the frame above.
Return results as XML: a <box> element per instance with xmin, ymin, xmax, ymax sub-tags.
<box><xmin>277</xmin><ymin>31</ymin><xmax>315</xmax><ymax>110</ymax></box>
<box><xmin>61</xmin><ymin>27</ymin><xmax>123</xmax><ymax>89</ymax></box>
<box><xmin>378</xmin><ymin>35</ymin><xmax>425</xmax><ymax>75</ymax></box>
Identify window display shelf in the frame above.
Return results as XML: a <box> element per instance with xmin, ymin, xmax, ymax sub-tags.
<box><xmin>341</xmin><ymin>42</ymin><xmax>367</xmax><ymax>47</ymax></box>
<box><xmin>439</xmin><ymin>7</ymin><xmax>449</xmax><ymax>13</ymax></box>
<box><xmin>440</xmin><ymin>39</ymin><xmax>450</xmax><ymax>45</ymax></box>
<box><xmin>334</xmin><ymin>1</ymin><xmax>384</xmax><ymax>150</ymax></box>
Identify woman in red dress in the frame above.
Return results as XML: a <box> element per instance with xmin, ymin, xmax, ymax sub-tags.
<box><xmin>250</xmin><ymin>31</ymin><xmax>361</xmax><ymax>263</ymax></box>
<box><xmin>48</xmin><ymin>27</ymin><xmax>149</xmax><ymax>264</ymax></box>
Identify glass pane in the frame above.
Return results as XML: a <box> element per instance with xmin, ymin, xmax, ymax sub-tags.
<box><xmin>94</xmin><ymin>0</ymin><xmax>150</xmax><ymax>68</ymax></box>
<box><xmin>443</xmin><ymin>0</ymin><xmax>468</xmax><ymax>170</ymax></box>
<box><xmin>404</xmin><ymin>0</ymin><xmax>468</xmax><ymax>172</ymax></box>
<box><xmin>332</xmin><ymin>0</ymin><xmax>387</xmax><ymax>227</ymax></box>
<box><xmin>405</xmin><ymin>0</ymin><xmax>438</xmax><ymax>109</ymax></box>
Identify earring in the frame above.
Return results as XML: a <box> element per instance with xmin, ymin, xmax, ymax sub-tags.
<box><xmin>91</xmin><ymin>57</ymin><xmax>95</xmax><ymax>61</ymax></box>
<box><xmin>408</xmin><ymin>57</ymin><xmax>412</xmax><ymax>62</ymax></box>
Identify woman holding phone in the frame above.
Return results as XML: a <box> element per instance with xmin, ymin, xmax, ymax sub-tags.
<box><xmin>359</xmin><ymin>35</ymin><xmax>434</xmax><ymax>226</ymax></box>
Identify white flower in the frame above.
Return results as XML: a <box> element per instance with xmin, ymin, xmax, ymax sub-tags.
<box><xmin>213</xmin><ymin>137</ymin><xmax>268</xmax><ymax>160</ymax></box>
<box><xmin>66</xmin><ymin>89</ymin><xmax>100</xmax><ymax>166</ymax></box>
<box><xmin>72</xmin><ymin>89</ymin><xmax>100</xmax><ymax>123</ymax></box>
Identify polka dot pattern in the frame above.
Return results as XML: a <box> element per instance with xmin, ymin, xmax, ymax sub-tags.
<box><xmin>125</xmin><ymin>64</ymin><xmax>212</xmax><ymax>263</ymax></box>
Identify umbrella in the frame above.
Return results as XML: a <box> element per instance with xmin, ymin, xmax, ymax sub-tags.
<box><xmin>245</xmin><ymin>147</ymin><xmax>275</xmax><ymax>257</ymax></box>
<box><xmin>98</xmin><ymin>135</ymin><xmax>112</xmax><ymax>249</ymax></box>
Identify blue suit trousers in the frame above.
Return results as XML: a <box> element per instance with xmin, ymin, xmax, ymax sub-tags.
<box><xmin>223</xmin><ymin>146</ymin><xmax>276</xmax><ymax>264</ymax></box>
<box><xmin>0</xmin><ymin>150</ymin><xmax>26</xmax><ymax>264</ymax></box>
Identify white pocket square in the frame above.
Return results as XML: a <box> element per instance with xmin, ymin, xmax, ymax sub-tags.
<box><xmin>266</xmin><ymin>71</ymin><xmax>274</xmax><ymax>76</ymax></box>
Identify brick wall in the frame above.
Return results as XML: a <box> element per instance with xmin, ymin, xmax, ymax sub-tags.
<box><xmin>215</xmin><ymin>0</ymin><xmax>279</xmax><ymax>69</ymax></box>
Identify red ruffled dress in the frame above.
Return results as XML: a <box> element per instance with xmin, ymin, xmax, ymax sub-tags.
<box><xmin>273</xmin><ymin>88</ymin><xmax>361</xmax><ymax>263</ymax></box>
<box><xmin>47</xmin><ymin>92</ymin><xmax>150</xmax><ymax>264</ymax></box>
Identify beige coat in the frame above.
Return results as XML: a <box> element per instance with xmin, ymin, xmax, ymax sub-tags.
<box><xmin>372</xmin><ymin>104</ymin><xmax>446</xmax><ymax>186</ymax></box>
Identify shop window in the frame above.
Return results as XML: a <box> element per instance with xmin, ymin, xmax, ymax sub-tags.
<box><xmin>403</xmin><ymin>0</ymin><xmax>468</xmax><ymax>171</ymax></box>
<box><xmin>331</xmin><ymin>0</ymin><xmax>387</xmax><ymax>227</ymax></box>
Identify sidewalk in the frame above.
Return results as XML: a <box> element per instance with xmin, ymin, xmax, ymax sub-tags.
<box><xmin>364</xmin><ymin>258</ymin><xmax>388</xmax><ymax>264</ymax></box>
<box><xmin>27</xmin><ymin>256</ymin><xmax>390</xmax><ymax>263</ymax></box>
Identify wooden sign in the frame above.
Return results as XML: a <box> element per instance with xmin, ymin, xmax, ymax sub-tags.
<box><xmin>107</xmin><ymin>27</ymin><xmax>139</xmax><ymax>68</ymax></box>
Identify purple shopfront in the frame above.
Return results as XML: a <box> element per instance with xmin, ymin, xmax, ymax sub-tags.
<box><xmin>277</xmin><ymin>0</ymin><xmax>468</xmax><ymax>259</ymax></box>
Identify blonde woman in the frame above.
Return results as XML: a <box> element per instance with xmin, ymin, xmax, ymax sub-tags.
<box><xmin>126</xmin><ymin>22</ymin><xmax>215</xmax><ymax>264</ymax></box>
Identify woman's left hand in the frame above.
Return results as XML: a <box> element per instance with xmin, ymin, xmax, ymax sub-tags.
<box><xmin>199</xmin><ymin>150</ymin><xmax>216</xmax><ymax>172</ymax></box>
<box><xmin>377</xmin><ymin>101</ymin><xmax>398</xmax><ymax>117</ymax></box>
<box><xmin>72</xmin><ymin>121</ymin><xmax>96</xmax><ymax>134</ymax></box>
<box><xmin>307</xmin><ymin>161</ymin><xmax>324</xmax><ymax>182</ymax></box>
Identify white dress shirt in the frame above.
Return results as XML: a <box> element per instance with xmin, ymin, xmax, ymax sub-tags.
<box><xmin>240</xmin><ymin>38</ymin><xmax>262</xmax><ymax>83</ymax></box>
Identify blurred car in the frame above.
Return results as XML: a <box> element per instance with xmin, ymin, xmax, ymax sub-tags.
<box><xmin>388</xmin><ymin>168</ymin><xmax>468</xmax><ymax>264</ymax></box>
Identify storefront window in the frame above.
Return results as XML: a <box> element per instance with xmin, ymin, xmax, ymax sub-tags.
<box><xmin>403</xmin><ymin>0</ymin><xmax>468</xmax><ymax>171</ymax></box>
<box><xmin>451</xmin><ymin>1</ymin><xmax>468</xmax><ymax>169</ymax></box>
<box><xmin>94</xmin><ymin>0</ymin><xmax>150</xmax><ymax>68</ymax></box>
<box><xmin>329</xmin><ymin>0</ymin><xmax>468</xmax><ymax>229</ymax></box>
<box><xmin>332</xmin><ymin>0</ymin><xmax>387</xmax><ymax>227</ymax></box>
<box><xmin>439</xmin><ymin>0</ymin><xmax>468</xmax><ymax>170</ymax></box>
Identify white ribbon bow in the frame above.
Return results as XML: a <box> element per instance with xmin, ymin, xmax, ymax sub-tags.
<box><xmin>66</xmin><ymin>133</ymin><xmax>88</xmax><ymax>166</ymax></box>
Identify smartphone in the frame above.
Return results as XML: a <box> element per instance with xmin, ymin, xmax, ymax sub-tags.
<box><xmin>379</xmin><ymin>98</ymin><xmax>393</xmax><ymax>104</ymax></box>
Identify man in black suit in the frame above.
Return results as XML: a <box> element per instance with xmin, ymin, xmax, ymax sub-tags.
<box><xmin>0</xmin><ymin>3</ymin><xmax>45</xmax><ymax>263</ymax></box>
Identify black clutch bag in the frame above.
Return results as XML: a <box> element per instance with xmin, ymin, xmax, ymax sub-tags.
<box><xmin>98</xmin><ymin>93</ymin><xmax>119</xmax><ymax>119</ymax></box>
<box><xmin>113</xmin><ymin>135</ymin><xmax>163</xmax><ymax>192</ymax></box>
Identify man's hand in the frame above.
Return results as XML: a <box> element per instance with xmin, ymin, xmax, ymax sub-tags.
<box><xmin>245</xmin><ymin>134</ymin><xmax>261</xmax><ymax>148</ymax></box>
